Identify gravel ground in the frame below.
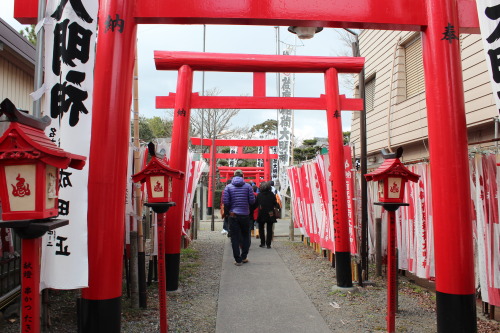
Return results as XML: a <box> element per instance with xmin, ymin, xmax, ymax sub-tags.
<box><xmin>1</xmin><ymin>222</ymin><xmax>499</xmax><ymax>332</ymax></box>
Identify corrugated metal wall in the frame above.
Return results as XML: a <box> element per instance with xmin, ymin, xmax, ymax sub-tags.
<box><xmin>0</xmin><ymin>56</ymin><xmax>34</xmax><ymax>112</ymax></box>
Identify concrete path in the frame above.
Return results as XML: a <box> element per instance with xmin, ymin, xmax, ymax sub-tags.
<box><xmin>215</xmin><ymin>235</ymin><xmax>331</xmax><ymax>333</ymax></box>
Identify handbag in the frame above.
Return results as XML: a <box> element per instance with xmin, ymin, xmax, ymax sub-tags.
<box><xmin>273</xmin><ymin>207</ymin><xmax>281</xmax><ymax>219</ymax></box>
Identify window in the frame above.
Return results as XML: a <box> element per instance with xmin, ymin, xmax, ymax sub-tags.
<box><xmin>405</xmin><ymin>37</ymin><xmax>425</xmax><ymax>98</ymax></box>
<box><xmin>354</xmin><ymin>77</ymin><xmax>375</xmax><ymax>119</ymax></box>
<box><xmin>365</xmin><ymin>78</ymin><xmax>375</xmax><ymax>112</ymax></box>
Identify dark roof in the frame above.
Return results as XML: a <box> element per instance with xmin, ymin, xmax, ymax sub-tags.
<box><xmin>0</xmin><ymin>17</ymin><xmax>35</xmax><ymax>66</ymax></box>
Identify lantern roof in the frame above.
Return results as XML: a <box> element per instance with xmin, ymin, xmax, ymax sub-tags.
<box><xmin>131</xmin><ymin>156</ymin><xmax>184</xmax><ymax>183</ymax></box>
<box><xmin>0</xmin><ymin>99</ymin><xmax>86</xmax><ymax>170</ymax></box>
<box><xmin>365</xmin><ymin>157</ymin><xmax>420</xmax><ymax>183</ymax></box>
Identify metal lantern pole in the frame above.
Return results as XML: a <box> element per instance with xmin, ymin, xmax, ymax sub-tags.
<box><xmin>156</xmin><ymin>212</ymin><xmax>168</xmax><ymax>333</ymax></box>
<box><xmin>386</xmin><ymin>207</ymin><xmax>398</xmax><ymax>333</ymax></box>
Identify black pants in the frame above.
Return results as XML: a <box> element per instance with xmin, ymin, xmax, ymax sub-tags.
<box><xmin>258</xmin><ymin>222</ymin><xmax>274</xmax><ymax>247</ymax></box>
<box><xmin>229</xmin><ymin>215</ymin><xmax>250</xmax><ymax>263</ymax></box>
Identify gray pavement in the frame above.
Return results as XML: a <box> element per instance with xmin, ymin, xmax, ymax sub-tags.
<box><xmin>215</xmin><ymin>226</ymin><xmax>331</xmax><ymax>333</ymax></box>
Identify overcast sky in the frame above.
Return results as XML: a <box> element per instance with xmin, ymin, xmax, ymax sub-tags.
<box><xmin>1</xmin><ymin>0</ymin><xmax>357</xmax><ymax>142</ymax></box>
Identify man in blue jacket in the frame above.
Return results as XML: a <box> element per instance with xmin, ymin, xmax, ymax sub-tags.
<box><xmin>222</xmin><ymin>169</ymin><xmax>255</xmax><ymax>266</ymax></box>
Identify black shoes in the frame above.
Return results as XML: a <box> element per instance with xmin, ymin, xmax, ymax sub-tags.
<box><xmin>259</xmin><ymin>244</ymin><xmax>265</xmax><ymax>248</ymax></box>
<box><xmin>267</xmin><ymin>245</ymin><xmax>271</xmax><ymax>249</ymax></box>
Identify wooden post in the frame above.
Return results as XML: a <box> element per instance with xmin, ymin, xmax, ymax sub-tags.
<box><xmin>376</xmin><ymin>217</ymin><xmax>382</xmax><ymax>277</ymax></box>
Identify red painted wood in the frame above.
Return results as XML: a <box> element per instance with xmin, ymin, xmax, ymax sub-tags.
<box><xmin>423</xmin><ymin>0</ymin><xmax>475</xmax><ymax>296</ymax></box>
<box><xmin>253</xmin><ymin>72</ymin><xmax>266</xmax><ymax>97</ymax></box>
<box><xmin>155</xmin><ymin>51</ymin><xmax>364</xmax><ymax>73</ymax></box>
<box><xmin>387</xmin><ymin>210</ymin><xmax>396</xmax><ymax>333</ymax></box>
<box><xmin>218</xmin><ymin>166</ymin><xmax>266</xmax><ymax>171</ymax></box>
<box><xmin>191</xmin><ymin>138</ymin><xmax>278</xmax><ymax>147</ymax></box>
<box><xmin>158</xmin><ymin>93</ymin><xmax>363</xmax><ymax>111</ymax></box>
<box><xmin>325</xmin><ymin>68</ymin><xmax>352</xmax><ymax>254</ymax></box>
<box><xmin>264</xmin><ymin>146</ymin><xmax>270</xmax><ymax>181</ymax></box>
<box><xmin>165</xmin><ymin>65</ymin><xmax>193</xmax><ymax>254</ymax></box>
<box><xmin>21</xmin><ymin>238</ymin><xmax>41</xmax><ymax>333</ymax></box>
<box><xmin>207</xmin><ymin>142</ymin><xmax>215</xmax><ymax>208</ymax></box>
<box><xmin>201</xmin><ymin>153</ymin><xmax>278</xmax><ymax>159</ymax></box>
<box><xmin>15</xmin><ymin>0</ymin><xmax>479</xmax><ymax>33</ymax></box>
<box><xmin>83</xmin><ymin>0</ymin><xmax>137</xmax><ymax>300</ymax></box>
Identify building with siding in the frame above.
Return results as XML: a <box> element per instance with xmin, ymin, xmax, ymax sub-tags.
<box><xmin>0</xmin><ymin>17</ymin><xmax>35</xmax><ymax>112</ymax></box>
<box><xmin>350</xmin><ymin>30</ymin><xmax>498</xmax><ymax>164</ymax></box>
<box><xmin>0</xmin><ymin>16</ymin><xmax>35</xmax><ymax>311</ymax></box>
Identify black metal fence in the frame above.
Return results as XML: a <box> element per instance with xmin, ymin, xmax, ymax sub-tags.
<box><xmin>0</xmin><ymin>230</ymin><xmax>21</xmax><ymax>310</ymax></box>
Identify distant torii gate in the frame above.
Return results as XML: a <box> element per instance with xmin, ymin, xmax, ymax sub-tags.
<box><xmin>218</xmin><ymin>167</ymin><xmax>266</xmax><ymax>185</ymax></box>
<box><xmin>15</xmin><ymin>0</ymin><xmax>480</xmax><ymax>331</ymax></box>
<box><xmin>166</xmin><ymin>55</ymin><xmax>363</xmax><ymax>297</ymax></box>
<box><xmin>190</xmin><ymin>137</ymin><xmax>278</xmax><ymax>210</ymax></box>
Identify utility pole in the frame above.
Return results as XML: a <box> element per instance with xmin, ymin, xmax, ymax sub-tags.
<box><xmin>133</xmin><ymin>44</ymin><xmax>147</xmax><ymax>308</ymax></box>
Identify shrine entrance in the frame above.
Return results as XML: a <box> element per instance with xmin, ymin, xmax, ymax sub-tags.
<box><xmin>14</xmin><ymin>0</ymin><xmax>481</xmax><ymax>331</ymax></box>
<box><xmin>156</xmin><ymin>50</ymin><xmax>363</xmax><ymax>292</ymax></box>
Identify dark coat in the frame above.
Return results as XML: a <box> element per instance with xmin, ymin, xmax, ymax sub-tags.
<box><xmin>256</xmin><ymin>189</ymin><xmax>278</xmax><ymax>223</ymax></box>
<box><xmin>222</xmin><ymin>176</ymin><xmax>255</xmax><ymax>215</ymax></box>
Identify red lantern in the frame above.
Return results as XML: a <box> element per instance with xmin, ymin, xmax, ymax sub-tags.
<box><xmin>365</xmin><ymin>148</ymin><xmax>419</xmax><ymax>204</ymax></box>
<box><xmin>131</xmin><ymin>143</ymin><xmax>184</xmax><ymax>205</ymax></box>
<box><xmin>0</xmin><ymin>99</ymin><xmax>86</xmax><ymax>221</ymax></box>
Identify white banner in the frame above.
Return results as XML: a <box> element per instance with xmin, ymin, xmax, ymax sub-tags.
<box><xmin>477</xmin><ymin>0</ymin><xmax>500</xmax><ymax>114</ymax></box>
<box><xmin>40</xmin><ymin>0</ymin><xmax>98</xmax><ymax>290</ymax></box>
<box><xmin>278</xmin><ymin>55</ymin><xmax>294</xmax><ymax>194</ymax></box>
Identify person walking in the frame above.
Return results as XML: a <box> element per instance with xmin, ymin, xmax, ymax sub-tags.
<box><xmin>223</xmin><ymin>169</ymin><xmax>255</xmax><ymax>266</ymax></box>
<box><xmin>256</xmin><ymin>181</ymin><xmax>278</xmax><ymax>249</ymax></box>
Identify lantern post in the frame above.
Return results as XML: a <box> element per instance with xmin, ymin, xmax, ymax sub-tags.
<box><xmin>365</xmin><ymin>147</ymin><xmax>419</xmax><ymax>333</ymax></box>
<box><xmin>131</xmin><ymin>142</ymin><xmax>184</xmax><ymax>333</ymax></box>
<box><xmin>0</xmin><ymin>99</ymin><xmax>86</xmax><ymax>333</ymax></box>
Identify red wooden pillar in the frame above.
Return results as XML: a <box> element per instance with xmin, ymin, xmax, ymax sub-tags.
<box><xmin>80</xmin><ymin>0</ymin><xmax>137</xmax><ymax>331</ymax></box>
<box><xmin>207</xmin><ymin>141</ymin><xmax>215</xmax><ymax>211</ymax></box>
<box><xmin>264</xmin><ymin>145</ymin><xmax>270</xmax><ymax>181</ymax></box>
<box><xmin>325</xmin><ymin>68</ymin><xmax>352</xmax><ymax>288</ymax></box>
<box><xmin>422</xmin><ymin>0</ymin><xmax>477</xmax><ymax>330</ymax></box>
<box><xmin>164</xmin><ymin>65</ymin><xmax>193</xmax><ymax>291</ymax></box>
<box><xmin>21</xmin><ymin>238</ymin><xmax>41</xmax><ymax>333</ymax></box>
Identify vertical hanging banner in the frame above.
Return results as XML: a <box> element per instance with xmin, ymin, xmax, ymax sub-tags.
<box><xmin>343</xmin><ymin>146</ymin><xmax>357</xmax><ymax>254</ymax></box>
<box><xmin>40</xmin><ymin>0</ymin><xmax>98</xmax><ymax>289</ymax></box>
<box><xmin>278</xmin><ymin>49</ymin><xmax>294</xmax><ymax>193</ymax></box>
<box><xmin>476</xmin><ymin>0</ymin><xmax>500</xmax><ymax>114</ymax></box>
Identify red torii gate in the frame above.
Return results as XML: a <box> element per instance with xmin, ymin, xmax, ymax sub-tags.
<box><xmin>15</xmin><ymin>0</ymin><xmax>480</xmax><ymax>332</ymax></box>
<box><xmin>162</xmin><ymin>52</ymin><xmax>363</xmax><ymax>297</ymax></box>
<box><xmin>218</xmin><ymin>167</ymin><xmax>266</xmax><ymax>185</ymax></box>
<box><xmin>190</xmin><ymin>137</ymin><xmax>278</xmax><ymax>209</ymax></box>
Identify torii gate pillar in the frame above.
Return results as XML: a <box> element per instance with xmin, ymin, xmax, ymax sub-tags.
<box><xmin>423</xmin><ymin>1</ymin><xmax>477</xmax><ymax>331</ymax></box>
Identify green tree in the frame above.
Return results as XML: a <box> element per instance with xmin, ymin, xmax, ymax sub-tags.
<box><xmin>131</xmin><ymin>116</ymin><xmax>172</xmax><ymax>142</ymax></box>
<box><xmin>302</xmin><ymin>139</ymin><xmax>317</xmax><ymax>146</ymax></box>
<box><xmin>250</xmin><ymin>119</ymin><xmax>277</xmax><ymax>135</ymax></box>
<box><xmin>293</xmin><ymin>146</ymin><xmax>320</xmax><ymax>163</ymax></box>
<box><xmin>343</xmin><ymin>131</ymin><xmax>351</xmax><ymax>145</ymax></box>
<box><xmin>148</xmin><ymin>116</ymin><xmax>172</xmax><ymax>138</ymax></box>
<box><xmin>20</xmin><ymin>25</ymin><xmax>37</xmax><ymax>46</ymax></box>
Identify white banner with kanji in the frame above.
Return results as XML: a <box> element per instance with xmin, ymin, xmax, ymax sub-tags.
<box><xmin>40</xmin><ymin>0</ymin><xmax>98</xmax><ymax>290</ymax></box>
<box><xmin>477</xmin><ymin>0</ymin><xmax>500</xmax><ymax>114</ymax></box>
